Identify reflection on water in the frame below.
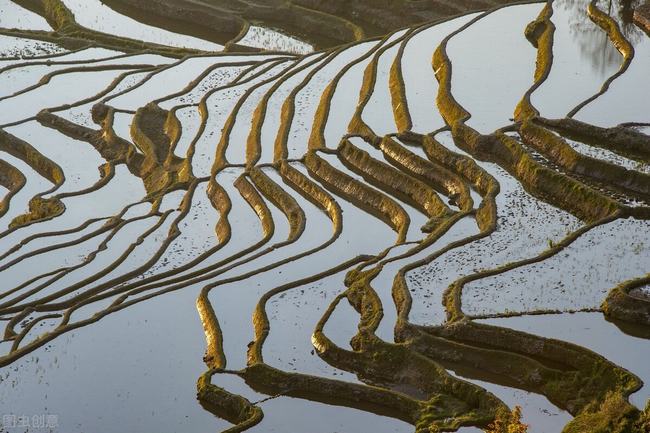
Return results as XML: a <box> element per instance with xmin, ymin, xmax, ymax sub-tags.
<box><xmin>597</xmin><ymin>0</ymin><xmax>646</xmax><ymax>39</ymax></box>
<box><xmin>558</xmin><ymin>0</ymin><xmax>644</xmax><ymax>73</ymax></box>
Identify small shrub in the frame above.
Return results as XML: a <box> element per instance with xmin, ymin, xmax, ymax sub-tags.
<box><xmin>485</xmin><ymin>406</ymin><xmax>529</xmax><ymax>433</ymax></box>
<box><xmin>636</xmin><ymin>400</ymin><xmax>650</xmax><ymax>433</ymax></box>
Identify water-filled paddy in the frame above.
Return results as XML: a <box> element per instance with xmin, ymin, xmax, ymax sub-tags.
<box><xmin>1</xmin><ymin>0</ymin><xmax>649</xmax><ymax>432</ymax></box>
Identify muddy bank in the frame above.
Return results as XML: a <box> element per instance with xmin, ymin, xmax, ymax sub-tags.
<box><xmin>99</xmin><ymin>0</ymin><xmax>526</xmax><ymax>50</ymax></box>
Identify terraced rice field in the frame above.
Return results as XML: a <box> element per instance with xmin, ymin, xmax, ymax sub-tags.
<box><xmin>1</xmin><ymin>0</ymin><xmax>649</xmax><ymax>432</ymax></box>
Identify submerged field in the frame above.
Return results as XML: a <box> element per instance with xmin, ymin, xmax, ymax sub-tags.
<box><xmin>0</xmin><ymin>0</ymin><xmax>649</xmax><ymax>432</ymax></box>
